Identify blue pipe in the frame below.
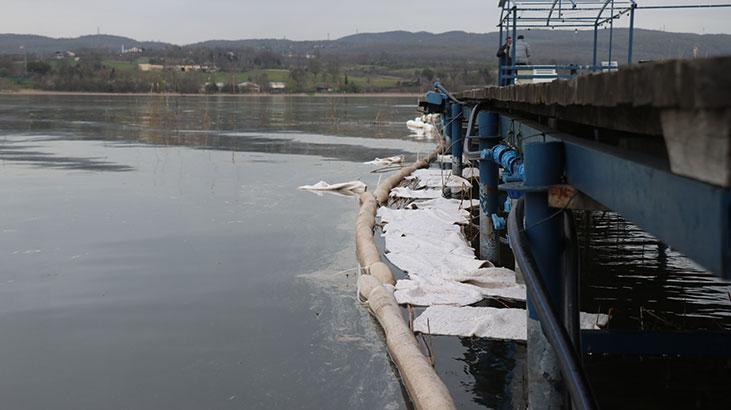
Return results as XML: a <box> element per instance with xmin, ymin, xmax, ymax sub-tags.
<box><xmin>480</xmin><ymin>144</ymin><xmax>526</xmax><ymax>182</ymax></box>
<box><xmin>628</xmin><ymin>4</ymin><xmax>635</xmax><ymax>64</ymax></box>
<box><xmin>523</xmin><ymin>142</ymin><xmax>564</xmax><ymax>319</ymax></box>
<box><xmin>443</xmin><ymin>102</ymin><xmax>452</xmax><ymax>147</ymax></box>
<box><xmin>451</xmin><ymin>103</ymin><xmax>463</xmax><ymax>176</ymax></box>
<box><xmin>511</xmin><ymin>7</ymin><xmax>517</xmax><ymax>80</ymax></box>
<box><xmin>592</xmin><ymin>23</ymin><xmax>598</xmax><ymax>70</ymax></box>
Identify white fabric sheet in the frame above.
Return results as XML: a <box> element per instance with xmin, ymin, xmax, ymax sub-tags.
<box><xmin>364</xmin><ymin>156</ymin><xmax>403</xmax><ymax>166</ymax></box>
<box><xmin>298</xmin><ymin>180</ymin><xmax>366</xmax><ymax>196</ymax></box>
<box><xmin>388</xmin><ymin>187</ymin><xmax>444</xmax><ymax>199</ymax></box>
<box><xmin>413</xmin><ymin>306</ymin><xmax>610</xmax><ymax>340</ymax></box>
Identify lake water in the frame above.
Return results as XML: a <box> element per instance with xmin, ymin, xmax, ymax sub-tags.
<box><xmin>3</xmin><ymin>94</ymin><xmax>727</xmax><ymax>410</ymax></box>
<box><xmin>0</xmin><ymin>95</ymin><xmax>440</xmax><ymax>409</ymax></box>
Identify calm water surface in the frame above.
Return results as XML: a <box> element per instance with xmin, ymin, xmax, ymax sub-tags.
<box><xmin>3</xmin><ymin>95</ymin><xmax>730</xmax><ymax>410</ymax></box>
<box><xmin>0</xmin><ymin>95</ymin><xmax>443</xmax><ymax>409</ymax></box>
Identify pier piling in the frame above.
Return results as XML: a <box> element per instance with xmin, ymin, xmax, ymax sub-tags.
<box><xmin>478</xmin><ymin>110</ymin><xmax>501</xmax><ymax>263</ymax></box>
<box><xmin>523</xmin><ymin>141</ymin><xmax>566</xmax><ymax>409</ymax></box>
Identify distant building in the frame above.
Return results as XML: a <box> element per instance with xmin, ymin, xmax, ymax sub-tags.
<box><xmin>269</xmin><ymin>81</ymin><xmax>286</xmax><ymax>92</ymax></box>
<box><xmin>54</xmin><ymin>51</ymin><xmax>76</xmax><ymax>60</ymax></box>
<box><xmin>122</xmin><ymin>46</ymin><xmax>144</xmax><ymax>54</ymax></box>
<box><xmin>173</xmin><ymin>65</ymin><xmax>213</xmax><ymax>72</ymax></box>
<box><xmin>138</xmin><ymin>63</ymin><xmax>164</xmax><ymax>72</ymax></box>
<box><xmin>237</xmin><ymin>82</ymin><xmax>261</xmax><ymax>93</ymax></box>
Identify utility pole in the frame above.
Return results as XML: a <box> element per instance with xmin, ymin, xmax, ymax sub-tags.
<box><xmin>20</xmin><ymin>46</ymin><xmax>27</xmax><ymax>75</ymax></box>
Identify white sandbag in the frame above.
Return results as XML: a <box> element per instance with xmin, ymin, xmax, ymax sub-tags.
<box><xmin>364</xmin><ymin>156</ymin><xmax>404</xmax><ymax>166</ymax></box>
<box><xmin>298</xmin><ymin>180</ymin><xmax>367</xmax><ymax>195</ymax></box>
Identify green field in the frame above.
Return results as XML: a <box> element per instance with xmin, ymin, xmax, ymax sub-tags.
<box><xmin>240</xmin><ymin>68</ymin><xmax>290</xmax><ymax>82</ymax></box>
<box><xmin>102</xmin><ymin>60</ymin><xmax>137</xmax><ymax>72</ymax></box>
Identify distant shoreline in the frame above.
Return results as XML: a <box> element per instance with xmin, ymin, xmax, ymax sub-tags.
<box><xmin>0</xmin><ymin>89</ymin><xmax>422</xmax><ymax>98</ymax></box>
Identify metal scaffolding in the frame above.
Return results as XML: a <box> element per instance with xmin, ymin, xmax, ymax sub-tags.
<box><xmin>495</xmin><ymin>0</ymin><xmax>731</xmax><ymax>84</ymax></box>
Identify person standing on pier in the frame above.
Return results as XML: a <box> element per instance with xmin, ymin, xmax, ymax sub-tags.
<box><xmin>496</xmin><ymin>36</ymin><xmax>512</xmax><ymax>86</ymax></box>
<box><xmin>514</xmin><ymin>35</ymin><xmax>531</xmax><ymax>65</ymax></box>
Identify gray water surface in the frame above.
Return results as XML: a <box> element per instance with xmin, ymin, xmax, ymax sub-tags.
<box><xmin>0</xmin><ymin>95</ymin><xmax>436</xmax><ymax>410</ymax></box>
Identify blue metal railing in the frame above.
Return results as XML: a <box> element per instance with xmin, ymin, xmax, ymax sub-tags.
<box><xmin>498</xmin><ymin>64</ymin><xmax>617</xmax><ymax>83</ymax></box>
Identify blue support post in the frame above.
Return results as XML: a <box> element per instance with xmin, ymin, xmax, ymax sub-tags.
<box><xmin>628</xmin><ymin>4</ymin><xmax>636</xmax><ymax>64</ymax></box>
<box><xmin>443</xmin><ymin>102</ymin><xmax>452</xmax><ymax>150</ymax></box>
<box><xmin>523</xmin><ymin>141</ymin><xmax>566</xmax><ymax>409</ymax></box>
<box><xmin>451</xmin><ymin>103</ymin><xmax>463</xmax><ymax>180</ymax></box>
<box><xmin>511</xmin><ymin>7</ymin><xmax>518</xmax><ymax>83</ymax></box>
<box><xmin>498</xmin><ymin>23</ymin><xmax>504</xmax><ymax>86</ymax></box>
<box><xmin>592</xmin><ymin>23</ymin><xmax>598</xmax><ymax>70</ymax></box>
<box><xmin>478</xmin><ymin>111</ymin><xmax>501</xmax><ymax>263</ymax></box>
<box><xmin>608</xmin><ymin>1</ymin><xmax>614</xmax><ymax>66</ymax></box>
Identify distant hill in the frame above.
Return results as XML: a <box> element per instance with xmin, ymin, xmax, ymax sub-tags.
<box><xmin>0</xmin><ymin>34</ymin><xmax>169</xmax><ymax>55</ymax></box>
<box><xmin>1</xmin><ymin>29</ymin><xmax>729</xmax><ymax>63</ymax></box>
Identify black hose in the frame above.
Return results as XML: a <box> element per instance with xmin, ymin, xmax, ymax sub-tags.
<box><xmin>508</xmin><ymin>198</ymin><xmax>598</xmax><ymax>410</ymax></box>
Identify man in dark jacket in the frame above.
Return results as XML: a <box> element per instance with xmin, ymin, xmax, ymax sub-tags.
<box><xmin>496</xmin><ymin>36</ymin><xmax>512</xmax><ymax>86</ymax></box>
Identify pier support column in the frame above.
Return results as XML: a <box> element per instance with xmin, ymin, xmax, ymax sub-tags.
<box><xmin>523</xmin><ymin>141</ymin><xmax>565</xmax><ymax>410</ymax></box>
<box><xmin>451</xmin><ymin>103</ymin><xmax>463</xmax><ymax>181</ymax></box>
<box><xmin>478</xmin><ymin>111</ymin><xmax>500</xmax><ymax>263</ymax></box>
<box><xmin>443</xmin><ymin>102</ymin><xmax>452</xmax><ymax>151</ymax></box>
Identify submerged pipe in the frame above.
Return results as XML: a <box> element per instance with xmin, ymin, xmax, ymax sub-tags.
<box><xmin>508</xmin><ymin>198</ymin><xmax>597</xmax><ymax>410</ymax></box>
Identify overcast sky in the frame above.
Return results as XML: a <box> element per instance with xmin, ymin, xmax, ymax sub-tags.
<box><xmin>2</xmin><ymin>0</ymin><xmax>729</xmax><ymax>43</ymax></box>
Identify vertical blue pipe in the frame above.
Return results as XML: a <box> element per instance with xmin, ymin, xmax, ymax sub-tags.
<box><xmin>592</xmin><ymin>23</ymin><xmax>599</xmax><ymax>70</ymax></box>
<box><xmin>608</xmin><ymin>0</ymin><xmax>614</xmax><ymax>66</ymax></box>
<box><xmin>451</xmin><ymin>103</ymin><xmax>463</xmax><ymax>177</ymax></box>
<box><xmin>523</xmin><ymin>141</ymin><xmax>565</xmax><ymax>409</ymax></box>
<box><xmin>478</xmin><ymin>111</ymin><xmax>500</xmax><ymax>263</ymax></box>
<box><xmin>498</xmin><ymin>23</ymin><xmax>504</xmax><ymax>86</ymax></box>
<box><xmin>443</xmin><ymin>102</ymin><xmax>452</xmax><ymax>150</ymax></box>
<box><xmin>524</xmin><ymin>141</ymin><xmax>564</xmax><ymax>317</ymax></box>
<box><xmin>628</xmin><ymin>5</ymin><xmax>635</xmax><ymax>64</ymax></box>
<box><xmin>511</xmin><ymin>7</ymin><xmax>517</xmax><ymax>83</ymax></box>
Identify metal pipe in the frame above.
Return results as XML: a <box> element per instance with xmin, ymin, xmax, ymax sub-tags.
<box><xmin>512</xmin><ymin>6</ymin><xmax>517</xmax><ymax>83</ymax></box>
<box><xmin>628</xmin><ymin>4</ymin><xmax>635</xmax><ymax>64</ymax></box>
<box><xmin>443</xmin><ymin>102</ymin><xmax>452</xmax><ymax>148</ymax></box>
<box><xmin>608</xmin><ymin>0</ymin><xmax>614</xmax><ymax>65</ymax></box>
<box><xmin>636</xmin><ymin>3</ymin><xmax>731</xmax><ymax>9</ymax></box>
<box><xmin>451</xmin><ymin>103</ymin><xmax>463</xmax><ymax>179</ymax></box>
<box><xmin>509</xmin><ymin>198</ymin><xmax>597</xmax><ymax>410</ymax></box>
<box><xmin>433</xmin><ymin>81</ymin><xmax>463</xmax><ymax>104</ymax></box>
<box><xmin>478</xmin><ymin>111</ymin><xmax>501</xmax><ymax>263</ymax></box>
<box><xmin>499</xmin><ymin>23</ymin><xmax>504</xmax><ymax>86</ymax></box>
<box><xmin>592</xmin><ymin>23</ymin><xmax>598</xmax><ymax>70</ymax></box>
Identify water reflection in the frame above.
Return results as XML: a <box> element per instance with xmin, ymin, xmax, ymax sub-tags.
<box><xmin>579</xmin><ymin>211</ymin><xmax>731</xmax><ymax>330</ymax></box>
<box><xmin>0</xmin><ymin>95</ymin><xmax>421</xmax><ymax>410</ymax></box>
<box><xmin>0</xmin><ymin>141</ymin><xmax>133</xmax><ymax>171</ymax></box>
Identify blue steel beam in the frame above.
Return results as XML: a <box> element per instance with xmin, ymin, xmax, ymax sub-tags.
<box><xmin>499</xmin><ymin>115</ymin><xmax>731</xmax><ymax>279</ymax></box>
